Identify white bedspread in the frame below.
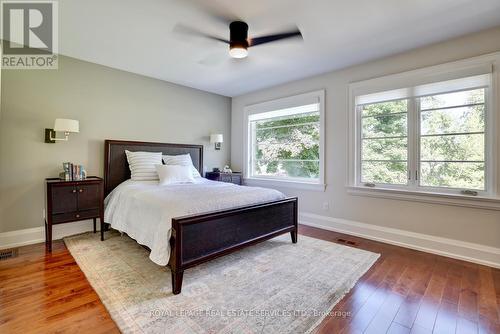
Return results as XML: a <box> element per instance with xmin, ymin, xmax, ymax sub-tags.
<box><xmin>104</xmin><ymin>178</ymin><xmax>285</xmax><ymax>265</ymax></box>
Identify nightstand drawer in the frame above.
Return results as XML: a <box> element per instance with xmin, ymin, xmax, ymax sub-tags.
<box><xmin>205</xmin><ymin>172</ymin><xmax>242</xmax><ymax>185</ymax></box>
<box><xmin>219</xmin><ymin>174</ymin><xmax>232</xmax><ymax>183</ymax></box>
<box><xmin>229</xmin><ymin>174</ymin><xmax>241</xmax><ymax>185</ymax></box>
<box><xmin>52</xmin><ymin>209</ymin><xmax>99</xmax><ymax>224</ymax></box>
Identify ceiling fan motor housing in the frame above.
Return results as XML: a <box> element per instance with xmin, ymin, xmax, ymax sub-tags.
<box><xmin>230</xmin><ymin>21</ymin><xmax>249</xmax><ymax>49</ymax></box>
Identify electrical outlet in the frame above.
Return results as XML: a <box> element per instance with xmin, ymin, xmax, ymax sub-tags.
<box><xmin>322</xmin><ymin>202</ymin><xmax>329</xmax><ymax>211</ymax></box>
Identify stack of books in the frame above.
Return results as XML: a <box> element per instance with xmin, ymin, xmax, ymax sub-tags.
<box><xmin>60</xmin><ymin>162</ymin><xmax>86</xmax><ymax>181</ymax></box>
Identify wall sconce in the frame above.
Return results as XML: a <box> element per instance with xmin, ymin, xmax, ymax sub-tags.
<box><xmin>45</xmin><ymin>119</ymin><xmax>79</xmax><ymax>143</ymax></box>
<box><xmin>210</xmin><ymin>134</ymin><xmax>223</xmax><ymax>150</ymax></box>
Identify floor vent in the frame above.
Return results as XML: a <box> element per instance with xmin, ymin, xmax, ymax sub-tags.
<box><xmin>0</xmin><ymin>248</ymin><xmax>18</xmax><ymax>261</ymax></box>
<box><xmin>336</xmin><ymin>238</ymin><xmax>358</xmax><ymax>246</ymax></box>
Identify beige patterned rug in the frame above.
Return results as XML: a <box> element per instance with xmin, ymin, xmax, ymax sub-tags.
<box><xmin>64</xmin><ymin>230</ymin><xmax>379</xmax><ymax>334</ymax></box>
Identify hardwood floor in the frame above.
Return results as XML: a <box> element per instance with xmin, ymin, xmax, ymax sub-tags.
<box><xmin>0</xmin><ymin>225</ymin><xmax>499</xmax><ymax>334</ymax></box>
<box><xmin>0</xmin><ymin>241</ymin><xmax>119</xmax><ymax>334</ymax></box>
<box><xmin>303</xmin><ymin>226</ymin><xmax>500</xmax><ymax>334</ymax></box>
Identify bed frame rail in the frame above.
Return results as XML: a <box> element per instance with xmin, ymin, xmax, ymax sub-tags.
<box><xmin>169</xmin><ymin>197</ymin><xmax>298</xmax><ymax>294</ymax></box>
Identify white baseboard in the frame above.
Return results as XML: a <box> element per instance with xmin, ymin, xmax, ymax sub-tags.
<box><xmin>300</xmin><ymin>212</ymin><xmax>500</xmax><ymax>269</ymax></box>
<box><xmin>0</xmin><ymin>220</ymin><xmax>99</xmax><ymax>250</ymax></box>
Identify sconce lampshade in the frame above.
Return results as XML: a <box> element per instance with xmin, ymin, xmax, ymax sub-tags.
<box><xmin>210</xmin><ymin>134</ymin><xmax>223</xmax><ymax>143</ymax></box>
<box><xmin>54</xmin><ymin>119</ymin><xmax>79</xmax><ymax>133</ymax></box>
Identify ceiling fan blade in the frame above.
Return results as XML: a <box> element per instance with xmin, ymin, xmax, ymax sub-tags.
<box><xmin>183</xmin><ymin>0</ymin><xmax>239</xmax><ymax>25</ymax></box>
<box><xmin>249</xmin><ymin>29</ymin><xmax>302</xmax><ymax>47</ymax></box>
<box><xmin>173</xmin><ymin>24</ymin><xmax>229</xmax><ymax>44</ymax></box>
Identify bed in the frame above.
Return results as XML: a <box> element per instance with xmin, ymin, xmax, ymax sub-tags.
<box><xmin>102</xmin><ymin>140</ymin><xmax>298</xmax><ymax>294</ymax></box>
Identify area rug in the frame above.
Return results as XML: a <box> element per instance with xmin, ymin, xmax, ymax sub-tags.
<box><xmin>64</xmin><ymin>231</ymin><xmax>379</xmax><ymax>334</ymax></box>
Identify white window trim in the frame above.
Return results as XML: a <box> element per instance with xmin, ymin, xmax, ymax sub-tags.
<box><xmin>243</xmin><ymin>90</ymin><xmax>326</xmax><ymax>191</ymax></box>
<box><xmin>244</xmin><ymin>177</ymin><xmax>326</xmax><ymax>191</ymax></box>
<box><xmin>347</xmin><ymin>52</ymin><xmax>500</xmax><ymax>209</ymax></box>
<box><xmin>346</xmin><ymin>185</ymin><xmax>500</xmax><ymax>210</ymax></box>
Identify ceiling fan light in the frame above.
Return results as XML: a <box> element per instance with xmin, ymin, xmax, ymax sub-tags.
<box><xmin>229</xmin><ymin>46</ymin><xmax>248</xmax><ymax>59</ymax></box>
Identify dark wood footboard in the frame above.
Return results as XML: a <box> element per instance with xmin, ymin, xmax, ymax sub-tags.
<box><xmin>168</xmin><ymin>197</ymin><xmax>298</xmax><ymax>294</ymax></box>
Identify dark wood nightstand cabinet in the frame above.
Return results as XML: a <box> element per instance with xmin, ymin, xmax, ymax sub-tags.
<box><xmin>205</xmin><ymin>172</ymin><xmax>242</xmax><ymax>185</ymax></box>
<box><xmin>45</xmin><ymin>177</ymin><xmax>104</xmax><ymax>251</ymax></box>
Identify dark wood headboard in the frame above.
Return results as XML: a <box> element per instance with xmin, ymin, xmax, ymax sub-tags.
<box><xmin>104</xmin><ymin>139</ymin><xmax>203</xmax><ymax>196</ymax></box>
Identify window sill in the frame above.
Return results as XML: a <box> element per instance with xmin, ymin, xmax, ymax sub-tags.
<box><xmin>244</xmin><ymin>178</ymin><xmax>326</xmax><ymax>191</ymax></box>
<box><xmin>346</xmin><ymin>185</ymin><xmax>500</xmax><ymax>211</ymax></box>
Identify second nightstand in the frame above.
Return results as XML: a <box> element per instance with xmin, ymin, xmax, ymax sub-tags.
<box><xmin>45</xmin><ymin>177</ymin><xmax>104</xmax><ymax>251</ymax></box>
<box><xmin>205</xmin><ymin>171</ymin><xmax>242</xmax><ymax>185</ymax></box>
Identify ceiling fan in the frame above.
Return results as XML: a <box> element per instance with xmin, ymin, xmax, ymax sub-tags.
<box><xmin>174</xmin><ymin>20</ymin><xmax>303</xmax><ymax>59</ymax></box>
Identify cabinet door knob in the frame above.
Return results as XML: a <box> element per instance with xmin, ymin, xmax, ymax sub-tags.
<box><xmin>79</xmin><ymin>189</ymin><xmax>83</xmax><ymax>193</ymax></box>
<box><xmin>75</xmin><ymin>214</ymin><xmax>80</xmax><ymax>218</ymax></box>
<box><xmin>72</xmin><ymin>189</ymin><xmax>77</xmax><ymax>193</ymax></box>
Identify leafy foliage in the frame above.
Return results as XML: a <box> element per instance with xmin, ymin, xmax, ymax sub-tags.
<box><xmin>253</xmin><ymin>112</ymin><xmax>320</xmax><ymax>179</ymax></box>
<box><xmin>360</xmin><ymin>89</ymin><xmax>485</xmax><ymax>190</ymax></box>
<box><xmin>251</xmin><ymin>88</ymin><xmax>485</xmax><ymax>190</ymax></box>
<box><xmin>419</xmin><ymin>89</ymin><xmax>485</xmax><ymax>190</ymax></box>
<box><xmin>361</xmin><ymin>100</ymin><xmax>408</xmax><ymax>184</ymax></box>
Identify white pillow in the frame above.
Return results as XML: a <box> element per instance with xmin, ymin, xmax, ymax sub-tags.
<box><xmin>125</xmin><ymin>150</ymin><xmax>162</xmax><ymax>181</ymax></box>
<box><xmin>155</xmin><ymin>164</ymin><xmax>195</xmax><ymax>185</ymax></box>
<box><xmin>162</xmin><ymin>154</ymin><xmax>201</xmax><ymax>178</ymax></box>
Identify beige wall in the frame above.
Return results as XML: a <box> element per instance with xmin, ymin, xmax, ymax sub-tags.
<box><xmin>231</xmin><ymin>27</ymin><xmax>500</xmax><ymax>249</ymax></box>
<box><xmin>0</xmin><ymin>56</ymin><xmax>231</xmax><ymax>233</ymax></box>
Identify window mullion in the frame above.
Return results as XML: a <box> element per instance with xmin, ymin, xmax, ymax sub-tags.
<box><xmin>250</xmin><ymin>122</ymin><xmax>256</xmax><ymax>177</ymax></box>
<box><xmin>357</xmin><ymin>106</ymin><xmax>363</xmax><ymax>186</ymax></box>
<box><xmin>407</xmin><ymin>97</ymin><xmax>418</xmax><ymax>189</ymax></box>
<box><xmin>484</xmin><ymin>86</ymin><xmax>493</xmax><ymax>196</ymax></box>
<box><xmin>414</xmin><ymin>98</ymin><xmax>421</xmax><ymax>190</ymax></box>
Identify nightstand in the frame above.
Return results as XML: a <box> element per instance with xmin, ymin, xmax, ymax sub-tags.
<box><xmin>205</xmin><ymin>171</ymin><xmax>242</xmax><ymax>185</ymax></box>
<box><xmin>45</xmin><ymin>177</ymin><xmax>104</xmax><ymax>251</ymax></box>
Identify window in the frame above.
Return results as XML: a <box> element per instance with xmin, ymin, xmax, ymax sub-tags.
<box><xmin>245</xmin><ymin>91</ymin><xmax>325</xmax><ymax>188</ymax></box>
<box><xmin>419</xmin><ymin>89</ymin><xmax>485</xmax><ymax>190</ymax></box>
<box><xmin>352</xmin><ymin>70</ymin><xmax>495</xmax><ymax>198</ymax></box>
<box><xmin>361</xmin><ymin>99</ymin><xmax>408</xmax><ymax>185</ymax></box>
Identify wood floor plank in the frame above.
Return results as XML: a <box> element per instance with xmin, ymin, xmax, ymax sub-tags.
<box><xmin>433</xmin><ymin>300</ymin><xmax>458</xmax><ymax>334</ymax></box>
<box><xmin>317</xmin><ymin>258</ymin><xmax>393</xmax><ymax>333</ymax></box>
<box><xmin>393</xmin><ymin>259</ymin><xmax>437</xmax><ymax>328</ymax></box>
<box><xmin>409</xmin><ymin>324</ymin><xmax>433</xmax><ymax>334</ymax></box>
<box><xmin>348</xmin><ymin>283</ymin><xmax>391</xmax><ymax>332</ymax></box>
<box><xmin>442</xmin><ymin>261</ymin><xmax>463</xmax><ymax>305</ymax></box>
<box><xmin>456</xmin><ymin>316</ymin><xmax>479</xmax><ymax>334</ymax></box>
<box><xmin>412</xmin><ymin>259</ymin><xmax>449</xmax><ymax>331</ymax></box>
<box><xmin>387</xmin><ymin>322</ymin><xmax>411</xmax><ymax>334</ymax></box>
<box><xmin>1</xmin><ymin>225</ymin><xmax>499</xmax><ymax>334</ymax></box>
<box><xmin>492</xmin><ymin>268</ymin><xmax>500</xmax><ymax>323</ymax></box>
<box><xmin>458</xmin><ymin>263</ymin><xmax>480</xmax><ymax>322</ymax></box>
<box><xmin>0</xmin><ymin>271</ymin><xmax>92</xmax><ymax>306</ymax></box>
<box><xmin>363</xmin><ymin>257</ymin><xmax>414</xmax><ymax>333</ymax></box>
<box><xmin>364</xmin><ymin>291</ymin><xmax>405</xmax><ymax>334</ymax></box>
<box><xmin>477</xmin><ymin>266</ymin><xmax>500</xmax><ymax>334</ymax></box>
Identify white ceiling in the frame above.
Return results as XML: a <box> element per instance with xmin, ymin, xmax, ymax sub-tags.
<box><xmin>60</xmin><ymin>0</ymin><xmax>500</xmax><ymax>97</ymax></box>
